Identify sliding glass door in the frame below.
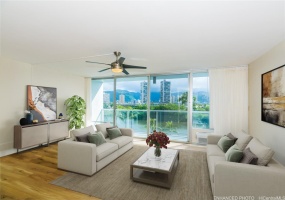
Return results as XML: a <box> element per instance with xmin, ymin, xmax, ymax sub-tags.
<box><xmin>150</xmin><ymin>74</ymin><xmax>189</xmax><ymax>142</ymax></box>
<box><xmin>115</xmin><ymin>76</ymin><xmax>148</xmax><ymax>138</ymax></box>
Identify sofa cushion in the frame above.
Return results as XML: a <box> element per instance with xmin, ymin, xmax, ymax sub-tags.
<box><xmin>217</xmin><ymin>136</ymin><xmax>235</xmax><ymax>153</ymax></box>
<box><xmin>207</xmin><ymin>155</ymin><xmax>226</xmax><ymax>184</ymax></box>
<box><xmin>240</xmin><ymin>147</ymin><xmax>258</xmax><ymax>165</ymax></box>
<box><xmin>207</xmin><ymin>144</ymin><xmax>225</xmax><ymax>157</ymax></box>
<box><xmin>95</xmin><ymin>123</ymin><xmax>112</xmax><ymax>138</ymax></box>
<box><xmin>71</xmin><ymin>125</ymin><xmax>96</xmax><ymax>141</ymax></box>
<box><xmin>96</xmin><ymin>142</ymin><xmax>118</xmax><ymax>161</ymax></box>
<box><xmin>245</xmin><ymin>138</ymin><xmax>274</xmax><ymax>166</ymax></box>
<box><xmin>76</xmin><ymin>132</ymin><xmax>91</xmax><ymax>143</ymax></box>
<box><xmin>225</xmin><ymin>144</ymin><xmax>243</xmax><ymax>162</ymax></box>
<box><xmin>87</xmin><ymin>131</ymin><xmax>106</xmax><ymax>146</ymax></box>
<box><xmin>107</xmin><ymin>128</ymin><xmax>123</xmax><ymax>140</ymax></box>
<box><xmin>108</xmin><ymin>136</ymin><xmax>133</xmax><ymax>148</ymax></box>
<box><xmin>232</xmin><ymin>130</ymin><xmax>252</xmax><ymax>151</ymax></box>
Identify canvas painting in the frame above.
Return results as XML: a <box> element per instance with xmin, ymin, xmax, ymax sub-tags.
<box><xmin>262</xmin><ymin>65</ymin><xmax>285</xmax><ymax>128</ymax></box>
<box><xmin>27</xmin><ymin>85</ymin><xmax>57</xmax><ymax>122</ymax></box>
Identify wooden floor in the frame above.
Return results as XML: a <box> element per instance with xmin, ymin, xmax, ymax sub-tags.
<box><xmin>0</xmin><ymin>140</ymin><xmax>205</xmax><ymax>200</ymax></box>
<box><xmin>0</xmin><ymin>143</ymin><xmax>99</xmax><ymax>200</ymax></box>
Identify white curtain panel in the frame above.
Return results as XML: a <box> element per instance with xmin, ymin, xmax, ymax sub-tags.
<box><xmin>209</xmin><ymin>67</ymin><xmax>248</xmax><ymax>135</ymax></box>
<box><xmin>85</xmin><ymin>78</ymin><xmax>92</xmax><ymax>127</ymax></box>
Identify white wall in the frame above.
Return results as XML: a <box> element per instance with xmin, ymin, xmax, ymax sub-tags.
<box><xmin>0</xmin><ymin>57</ymin><xmax>85</xmax><ymax>156</ymax></box>
<box><xmin>248</xmin><ymin>40</ymin><xmax>285</xmax><ymax>165</ymax></box>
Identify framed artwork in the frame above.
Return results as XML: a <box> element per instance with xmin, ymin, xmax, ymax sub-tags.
<box><xmin>262</xmin><ymin>64</ymin><xmax>285</xmax><ymax>128</ymax></box>
<box><xmin>27</xmin><ymin>85</ymin><xmax>57</xmax><ymax>122</ymax></box>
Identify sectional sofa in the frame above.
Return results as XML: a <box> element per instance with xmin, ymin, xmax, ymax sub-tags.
<box><xmin>207</xmin><ymin>131</ymin><xmax>285</xmax><ymax>198</ymax></box>
<box><xmin>57</xmin><ymin>123</ymin><xmax>133</xmax><ymax>176</ymax></box>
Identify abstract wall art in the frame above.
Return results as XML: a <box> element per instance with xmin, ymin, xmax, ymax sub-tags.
<box><xmin>262</xmin><ymin>65</ymin><xmax>285</xmax><ymax>128</ymax></box>
<box><xmin>27</xmin><ymin>85</ymin><xmax>57</xmax><ymax>122</ymax></box>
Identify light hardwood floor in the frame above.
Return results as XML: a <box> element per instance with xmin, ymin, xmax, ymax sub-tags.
<box><xmin>0</xmin><ymin>140</ymin><xmax>205</xmax><ymax>200</ymax></box>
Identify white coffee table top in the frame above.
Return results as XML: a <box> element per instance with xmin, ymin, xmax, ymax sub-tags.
<box><xmin>133</xmin><ymin>147</ymin><xmax>179</xmax><ymax>172</ymax></box>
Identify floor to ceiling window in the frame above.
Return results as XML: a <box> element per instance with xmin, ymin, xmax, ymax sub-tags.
<box><xmin>91</xmin><ymin>78</ymin><xmax>114</xmax><ymax>125</ymax></box>
<box><xmin>150</xmin><ymin>74</ymin><xmax>189</xmax><ymax>142</ymax></box>
<box><xmin>191</xmin><ymin>72</ymin><xmax>210</xmax><ymax>143</ymax></box>
<box><xmin>115</xmin><ymin>76</ymin><xmax>148</xmax><ymax>138</ymax></box>
<box><xmin>91</xmin><ymin>72</ymin><xmax>210</xmax><ymax>143</ymax></box>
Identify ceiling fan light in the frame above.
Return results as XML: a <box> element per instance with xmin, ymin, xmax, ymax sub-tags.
<box><xmin>111</xmin><ymin>68</ymin><xmax>123</xmax><ymax>73</ymax></box>
<box><xmin>111</xmin><ymin>62</ymin><xmax>123</xmax><ymax>73</ymax></box>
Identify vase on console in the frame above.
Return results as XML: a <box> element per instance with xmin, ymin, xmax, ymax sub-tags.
<box><xmin>25</xmin><ymin>110</ymin><xmax>33</xmax><ymax>124</ymax></box>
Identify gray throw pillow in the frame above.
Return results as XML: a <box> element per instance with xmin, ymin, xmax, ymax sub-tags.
<box><xmin>226</xmin><ymin>133</ymin><xmax>238</xmax><ymax>144</ymax></box>
<box><xmin>245</xmin><ymin>138</ymin><xmax>274</xmax><ymax>166</ymax></box>
<box><xmin>76</xmin><ymin>132</ymin><xmax>91</xmax><ymax>143</ymax></box>
<box><xmin>217</xmin><ymin>136</ymin><xmax>235</xmax><ymax>153</ymax></box>
<box><xmin>87</xmin><ymin>132</ymin><xmax>106</xmax><ymax>146</ymax></box>
<box><xmin>225</xmin><ymin>144</ymin><xmax>243</xmax><ymax>162</ymax></box>
<box><xmin>106</xmin><ymin>127</ymin><xmax>122</xmax><ymax>140</ymax></box>
<box><xmin>240</xmin><ymin>147</ymin><xmax>258</xmax><ymax>165</ymax></box>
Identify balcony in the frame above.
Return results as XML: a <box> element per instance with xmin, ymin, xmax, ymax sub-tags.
<box><xmin>93</xmin><ymin>109</ymin><xmax>210</xmax><ymax>143</ymax></box>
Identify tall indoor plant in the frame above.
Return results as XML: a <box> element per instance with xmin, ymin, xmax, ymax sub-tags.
<box><xmin>64</xmin><ymin>95</ymin><xmax>86</xmax><ymax>130</ymax></box>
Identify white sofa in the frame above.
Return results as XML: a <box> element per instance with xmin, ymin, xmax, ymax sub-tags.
<box><xmin>58</xmin><ymin>123</ymin><xmax>133</xmax><ymax>176</ymax></box>
<box><xmin>207</xmin><ymin>131</ymin><xmax>285</xmax><ymax>198</ymax></box>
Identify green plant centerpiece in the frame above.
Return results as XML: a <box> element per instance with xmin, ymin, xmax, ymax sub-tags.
<box><xmin>64</xmin><ymin>95</ymin><xmax>86</xmax><ymax>130</ymax></box>
<box><xmin>146</xmin><ymin>131</ymin><xmax>170</xmax><ymax>158</ymax></box>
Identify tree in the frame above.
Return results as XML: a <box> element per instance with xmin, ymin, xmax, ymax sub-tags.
<box><xmin>179</xmin><ymin>92</ymin><xmax>188</xmax><ymax>105</ymax></box>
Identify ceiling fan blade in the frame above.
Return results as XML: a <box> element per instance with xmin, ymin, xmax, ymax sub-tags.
<box><xmin>123</xmin><ymin>64</ymin><xmax>147</xmax><ymax>69</ymax></box>
<box><xmin>122</xmin><ymin>68</ymin><xmax>129</xmax><ymax>75</ymax></box>
<box><xmin>86</xmin><ymin>61</ymin><xmax>111</xmax><ymax>66</ymax></box>
<box><xmin>99</xmin><ymin>68</ymin><xmax>111</xmax><ymax>72</ymax></box>
<box><xmin>118</xmin><ymin>57</ymin><xmax>125</xmax><ymax>65</ymax></box>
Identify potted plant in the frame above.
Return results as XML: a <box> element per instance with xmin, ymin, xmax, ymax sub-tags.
<box><xmin>64</xmin><ymin>95</ymin><xmax>86</xmax><ymax>130</ymax></box>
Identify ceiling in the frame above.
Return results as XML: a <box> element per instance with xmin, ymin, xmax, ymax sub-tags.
<box><xmin>1</xmin><ymin>1</ymin><xmax>285</xmax><ymax>78</ymax></box>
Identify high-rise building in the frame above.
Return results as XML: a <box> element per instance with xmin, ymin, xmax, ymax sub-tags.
<box><xmin>103</xmin><ymin>93</ymin><xmax>110</xmax><ymax>104</ymax></box>
<box><xmin>171</xmin><ymin>95</ymin><xmax>177</xmax><ymax>103</ymax></box>
<box><xmin>140</xmin><ymin>81</ymin><xmax>148</xmax><ymax>104</ymax></box>
<box><xmin>119</xmin><ymin>94</ymin><xmax>125</xmax><ymax>104</ymax></box>
<box><xmin>160</xmin><ymin>80</ymin><xmax>171</xmax><ymax>103</ymax></box>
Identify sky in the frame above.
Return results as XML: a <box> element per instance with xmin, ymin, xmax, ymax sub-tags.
<box><xmin>101</xmin><ymin>77</ymin><xmax>209</xmax><ymax>93</ymax></box>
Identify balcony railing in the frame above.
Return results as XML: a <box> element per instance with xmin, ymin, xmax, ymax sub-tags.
<box><xmin>93</xmin><ymin>109</ymin><xmax>209</xmax><ymax>142</ymax></box>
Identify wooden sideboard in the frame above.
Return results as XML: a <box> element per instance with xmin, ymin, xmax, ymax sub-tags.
<box><xmin>14</xmin><ymin>120</ymin><xmax>69</xmax><ymax>152</ymax></box>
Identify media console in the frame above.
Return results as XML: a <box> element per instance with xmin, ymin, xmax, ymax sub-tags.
<box><xmin>14</xmin><ymin>119</ymin><xmax>69</xmax><ymax>152</ymax></box>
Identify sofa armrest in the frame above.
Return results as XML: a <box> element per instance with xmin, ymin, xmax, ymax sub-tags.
<box><xmin>58</xmin><ymin>140</ymin><xmax>97</xmax><ymax>176</ymax></box>
<box><xmin>120</xmin><ymin>128</ymin><xmax>133</xmax><ymax>137</ymax></box>
<box><xmin>214</xmin><ymin>161</ymin><xmax>285</xmax><ymax>197</ymax></box>
<box><xmin>207</xmin><ymin>134</ymin><xmax>222</xmax><ymax>144</ymax></box>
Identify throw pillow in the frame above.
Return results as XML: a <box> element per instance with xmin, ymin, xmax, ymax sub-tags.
<box><xmin>232</xmin><ymin>131</ymin><xmax>252</xmax><ymax>151</ymax></box>
<box><xmin>217</xmin><ymin>136</ymin><xmax>235</xmax><ymax>153</ymax></box>
<box><xmin>240</xmin><ymin>147</ymin><xmax>258</xmax><ymax>165</ymax></box>
<box><xmin>226</xmin><ymin>133</ymin><xmax>238</xmax><ymax>144</ymax></box>
<box><xmin>76</xmin><ymin>132</ymin><xmax>91</xmax><ymax>143</ymax></box>
<box><xmin>87</xmin><ymin>132</ymin><xmax>106</xmax><ymax>146</ymax></box>
<box><xmin>225</xmin><ymin>144</ymin><xmax>243</xmax><ymax>162</ymax></box>
<box><xmin>95</xmin><ymin>123</ymin><xmax>113</xmax><ymax>138</ymax></box>
<box><xmin>106</xmin><ymin>127</ymin><xmax>123</xmax><ymax>140</ymax></box>
<box><xmin>245</xmin><ymin>138</ymin><xmax>274</xmax><ymax>166</ymax></box>
<box><xmin>71</xmin><ymin>125</ymin><xmax>96</xmax><ymax>141</ymax></box>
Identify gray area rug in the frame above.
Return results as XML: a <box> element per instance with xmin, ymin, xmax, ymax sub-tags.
<box><xmin>51</xmin><ymin>145</ymin><xmax>213</xmax><ymax>200</ymax></box>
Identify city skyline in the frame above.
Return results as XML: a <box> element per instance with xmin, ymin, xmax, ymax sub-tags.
<box><xmin>102</xmin><ymin>77</ymin><xmax>208</xmax><ymax>93</ymax></box>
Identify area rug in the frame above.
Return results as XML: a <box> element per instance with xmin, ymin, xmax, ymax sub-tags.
<box><xmin>51</xmin><ymin>145</ymin><xmax>213</xmax><ymax>200</ymax></box>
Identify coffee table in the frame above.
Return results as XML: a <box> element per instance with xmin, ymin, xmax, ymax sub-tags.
<box><xmin>130</xmin><ymin>147</ymin><xmax>179</xmax><ymax>189</ymax></box>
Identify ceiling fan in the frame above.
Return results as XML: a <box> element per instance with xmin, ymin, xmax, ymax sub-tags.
<box><xmin>86</xmin><ymin>51</ymin><xmax>147</xmax><ymax>75</ymax></box>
